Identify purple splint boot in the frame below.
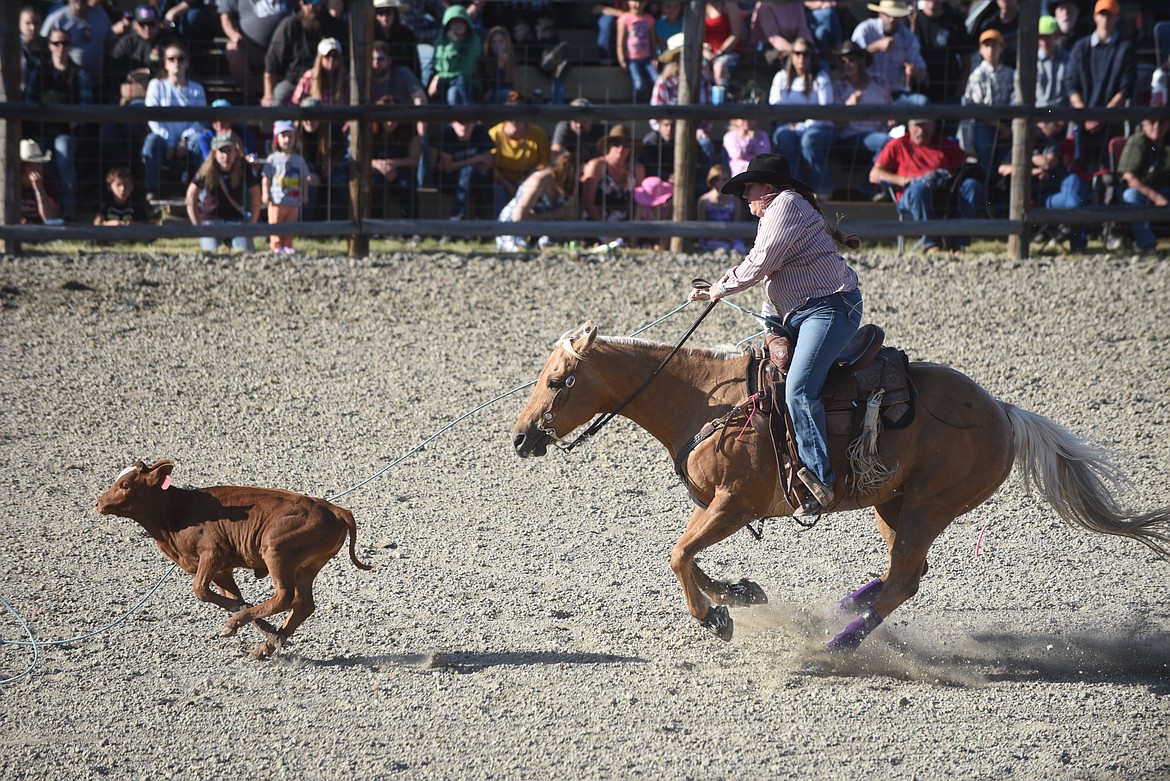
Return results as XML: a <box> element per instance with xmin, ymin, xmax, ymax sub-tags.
<box><xmin>826</xmin><ymin>607</ymin><xmax>883</xmax><ymax>652</ymax></box>
<box><xmin>837</xmin><ymin>577</ymin><xmax>884</xmax><ymax>611</ymax></box>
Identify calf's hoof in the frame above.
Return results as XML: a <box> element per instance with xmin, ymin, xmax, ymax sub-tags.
<box><xmin>219</xmin><ymin>622</ymin><xmax>240</xmax><ymax>638</ymax></box>
<box><xmin>698</xmin><ymin>604</ymin><xmax>734</xmax><ymax>642</ymax></box>
<box><xmin>725</xmin><ymin>578</ymin><xmax>768</xmax><ymax>607</ymax></box>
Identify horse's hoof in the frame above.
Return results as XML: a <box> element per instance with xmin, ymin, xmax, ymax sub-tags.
<box><xmin>249</xmin><ymin>643</ymin><xmax>275</xmax><ymax>660</ymax></box>
<box><xmin>698</xmin><ymin>605</ymin><xmax>734</xmax><ymax>642</ymax></box>
<box><xmin>825</xmin><ymin>607</ymin><xmax>883</xmax><ymax>653</ymax></box>
<box><xmin>726</xmin><ymin>578</ymin><xmax>768</xmax><ymax>607</ymax></box>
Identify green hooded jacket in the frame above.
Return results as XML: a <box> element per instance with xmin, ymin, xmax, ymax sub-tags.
<box><xmin>432</xmin><ymin>5</ymin><xmax>481</xmax><ymax>87</ymax></box>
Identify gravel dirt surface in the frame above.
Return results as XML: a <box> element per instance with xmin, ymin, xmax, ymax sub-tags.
<box><xmin>1</xmin><ymin>248</ymin><xmax>1169</xmax><ymax>780</ymax></box>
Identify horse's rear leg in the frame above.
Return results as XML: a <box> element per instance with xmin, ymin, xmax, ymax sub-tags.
<box><xmin>828</xmin><ymin>501</ymin><xmax>949</xmax><ymax>651</ymax></box>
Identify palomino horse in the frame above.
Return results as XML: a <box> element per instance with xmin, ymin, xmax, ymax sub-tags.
<box><xmin>511</xmin><ymin>322</ymin><xmax>1170</xmax><ymax>651</ymax></box>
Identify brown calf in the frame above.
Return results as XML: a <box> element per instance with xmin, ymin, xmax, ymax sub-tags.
<box><xmin>96</xmin><ymin>459</ymin><xmax>372</xmax><ymax>659</ymax></box>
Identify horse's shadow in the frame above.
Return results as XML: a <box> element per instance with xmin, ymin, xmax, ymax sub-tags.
<box><xmin>298</xmin><ymin>649</ymin><xmax>649</xmax><ymax>673</ymax></box>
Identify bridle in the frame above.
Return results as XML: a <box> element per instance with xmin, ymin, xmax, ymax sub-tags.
<box><xmin>539</xmin><ymin>280</ymin><xmax>719</xmax><ymax>453</ymax></box>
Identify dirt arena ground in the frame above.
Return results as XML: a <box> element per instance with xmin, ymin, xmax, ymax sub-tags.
<box><xmin>1</xmin><ymin>247</ymin><xmax>1168</xmax><ymax>780</ymax></box>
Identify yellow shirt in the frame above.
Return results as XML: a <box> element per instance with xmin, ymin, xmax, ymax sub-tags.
<box><xmin>488</xmin><ymin>122</ymin><xmax>550</xmax><ymax>186</ymax></box>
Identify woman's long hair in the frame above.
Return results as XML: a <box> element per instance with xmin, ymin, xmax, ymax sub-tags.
<box><xmin>311</xmin><ymin>51</ymin><xmax>349</xmax><ymax>104</ymax></box>
<box><xmin>483</xmin><ymin>26</ymin><xmax>516</xmax><ymax>85</ymax></box>
<box><xmin>785</xmin><ymin>180</ymin><xmax>861</xmax><ymax>250</ymax></box>
<box><xmin>195</xmin><ymin>140</ymin><xmax>245</xmax><ymax>201</ymax></box>
<box><xmin>782</xmin><ymin>38</ymin><xmax>820</xmax><ymax>98</ymax></box>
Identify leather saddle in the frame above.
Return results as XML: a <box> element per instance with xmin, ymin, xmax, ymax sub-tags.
<box><xmin>761</xmin><ymin>324</ymin><xmax>913</xmax><ymax>507</ymax></box>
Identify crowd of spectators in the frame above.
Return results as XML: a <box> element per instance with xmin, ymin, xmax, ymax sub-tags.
<box><xmin>14</xmin><ymin>0</ymin><xmax>1170</xmax><ymax>253</ymax></box>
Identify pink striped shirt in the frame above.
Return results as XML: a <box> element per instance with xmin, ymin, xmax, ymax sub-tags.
<box><xmin>717</xmin><ymin>191</ymin><xmax>859</xmax><ymax>321</ymax></box>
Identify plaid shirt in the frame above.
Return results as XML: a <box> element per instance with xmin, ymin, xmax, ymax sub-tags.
<box><xmin>964</xmin><ymin>60</ymin><xmax>1018</xmax><ymax>106</ymax></box>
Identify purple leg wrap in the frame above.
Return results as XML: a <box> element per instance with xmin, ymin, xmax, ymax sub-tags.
<box><xmin>826</xmin><ymin>607</ymin><xmax>883</xmax><ymax>652</ymax></box>
<box><xmin>838</xmin><ymin>577</ymin><xmax>884</xmax><ymax>610</ymax></box>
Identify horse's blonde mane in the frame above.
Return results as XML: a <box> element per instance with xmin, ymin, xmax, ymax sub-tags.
<box><xmin>556</xmin><ymin>324</ymin><xmax>749</xmax><ymax>362</ymax></box>
<box><xmin>597</xmin><ymin>335</ymin><xmax>748</xmax><ymax>361</ymax></box>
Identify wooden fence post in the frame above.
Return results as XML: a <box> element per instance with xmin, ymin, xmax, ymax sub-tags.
<box><xmin>1</xmin><ymin>2</ymin><xmax>22</xmax><ymax>254</ymax></box>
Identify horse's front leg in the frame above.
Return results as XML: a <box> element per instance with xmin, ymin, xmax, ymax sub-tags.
<box><xmin>690</xmin><ymin>565</ymin><xmax>769</xmax><ymax>608</ymax></box>
<box><xmin>670</xmin><ymin>500</ymin><xmax>757</xmax><ymax>641</ymax></box>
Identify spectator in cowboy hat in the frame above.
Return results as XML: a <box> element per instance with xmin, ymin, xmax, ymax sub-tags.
<box><xmin>849</xmin><ymin>0</ymin><xmax>927</xmax><ymax>105</ymax></box>
<box><xmin>581</xmin><ymin>124</ymin><xmax>646</xmax><ymax>228</ymax></box>
<box><xmin>373</xmin><ymin>0</ymin><xmax>421</xmax><ymax>77</ymax></box>
<box><xmin>19</xmin><ymin>139</ymin><xmax>61</xmax><ymax>225</ymax></box>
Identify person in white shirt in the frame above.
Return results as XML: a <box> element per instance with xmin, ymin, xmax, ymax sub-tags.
<box><xmin>142</xmin><ymin>41</ymin><xmax>207</xmax><ymax>199</ymax></box>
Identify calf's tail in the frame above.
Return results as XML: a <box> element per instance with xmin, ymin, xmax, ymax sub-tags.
<box><xmin>1005</xmin><ymin>403</ymin><xmax>1170</xmax><ymax>561</ymax></box>
<box><xmin>339</xmin><ymin>508</ymin><xmax>373</xmax><ymax>571</ymax></box>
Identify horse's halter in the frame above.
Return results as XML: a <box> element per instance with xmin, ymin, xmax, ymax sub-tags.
<box><xmin>539</xmin><ymin>280</ymin><xmax>719</xmax><ymax>453</ymax></box>
<box><xmin>537</xmin><ymin>370</ymin><xmax>577</xmax><ymax>448</ymax></box>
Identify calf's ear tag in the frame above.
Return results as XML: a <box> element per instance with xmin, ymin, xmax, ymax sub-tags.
<box><xmin>161</xmin><ymin>475</ymin><xmax>172</xmax><ymax>491</ymax></box>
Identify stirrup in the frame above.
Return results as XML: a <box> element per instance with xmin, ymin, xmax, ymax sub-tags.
<box><xmin>796</xmin><ymin>467</ymin><xmax>834</xmax><ymax>506</ymax></box>
<box><xmin>792</xmin><ymin>494</ymin><xmax>824</xmax><ymax>517</ymax></box>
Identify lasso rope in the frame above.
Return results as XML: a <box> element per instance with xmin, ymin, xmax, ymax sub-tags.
<box><xmin>0</xmin><ymin>300</ymin><xmax>704</xmax><ymax>684</ymax></box>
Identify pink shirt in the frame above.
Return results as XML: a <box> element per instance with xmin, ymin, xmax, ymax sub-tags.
<box><xmin>717</xmin><ymin>191</ymin><xmax>858</xmax><ymax>320</ymax></box>
<box><xmin>619</xmin><ymin>12</ymin><xmax>655</xmax><ymax>61</ymax></box>
<box><xmin>723</xmin><ymin>130</ymin><xmax>772</xmax><ymax>177</ymax></box>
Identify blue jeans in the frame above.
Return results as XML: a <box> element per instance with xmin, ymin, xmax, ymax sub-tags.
<box><xmin>627</xmin><ymin>58</ymin><xmax>658</xmax><ymax>103</ymax></box>
<box><xmin>438</xmin><ymin>165</ymin><xmax>494</xmax><ymax>219</ymax></box>
<box><xmin>900</xmin><ymin>177</ymin><xmax>985</xmax><ymax>250</ymax></box>
<box><xmin>832</xmin><ymin>131</ymin><xmax>890</xmax><ymax>194</ymax></box>
<box><xmin>50</xmin><ymin>133</ymin><xmax>77</xmax><ymax>220</ymax></box>
<box><xmin>597</xmin><ymin>14</ymin><xmax>616</xmax><ymax>64</ymax></box>
<box><xmin>199</xmin><ymin>223</ymin><xmax>253</xmax><ymax>252</ymax></box>
<box><xmin>1122</xmin><ymin>185</ymin><xmax>1170</xmax><ymax>249</ymax></box>
<box><xmin>1042</xmin><ymin>173</ymin><xmax>1089</xmax><ymax>250</ymax></box>
<box><xmin>785</xmin><ymin>288</ymin><xmax>864</xmax><ymax>487</ymax></box>
<box><xmin>970</xmin><ymin>121</ymin><xmax>1009</xmax><ymax>173</ymax></box>
<box><xmin>773</xmin><ymin>124</ymin><xmax>834</xmax><ymax>196</ymax></box>
<box><xmin>441</xmin><ymin>74</ymin><xmax>475</xmax><ymax>105</ymax></box>
<box><xmin>806</xmin><ymin>7</ymin><xmax>842</xmax><ymax>54</ymax></box>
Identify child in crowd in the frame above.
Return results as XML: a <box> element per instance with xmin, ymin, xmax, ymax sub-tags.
<box><xmin>262</xmin><ymin>120</ymin><xmax>316</xmax><ymax>254</ymax></box>
<box><xmin>94</xmin><ymin>166</ymin><xmax>150</xmax><ymax>225</ymax></box>
<box><xmin>632</xmin><ymin>175</ymin><xmax>673</xmax><ymax>249</ymax></box>
<box><xmin>186</xmin><ymin>133</ymin><xmax>261</xmax><ymax>253</ymax></box>
<box><xmin>429</xmin><ymin>4</ymin><xmax>481</xmax><ymax>105</ymax></box>
<box><xmin>962</xmin><ymin>29</ymin><xmax>1017</xmax><ymax>176</ymax></box>
<box><xmin>723</xmin><ymin>117</ymin><xmax>771</xmax><ymax>177</ymax></box>
<box><xmin>616</xmin><ymin>0</ymin><xmax>658</xmax><ymax>104</ymax></box>
<box><xmin>655</xmin><ymin>0</ymin><xmax>683</xmax><ymax>55</ymax></box>
<box><xmin>696</xmin><ymin>164</ymin><xmax>745</xmax><ymax>253</ymax></box>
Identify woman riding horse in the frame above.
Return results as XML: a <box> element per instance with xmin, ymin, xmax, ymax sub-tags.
<box><xmin>689</xmin><ymin>152</ymin><xmax>862</xmax><ymax>517</ymax></box>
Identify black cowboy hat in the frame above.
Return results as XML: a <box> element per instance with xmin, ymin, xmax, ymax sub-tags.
<box><xmin>721</xmin><ymin>153</ymin><xmax>806</xmax><ymax>197</ymax></box>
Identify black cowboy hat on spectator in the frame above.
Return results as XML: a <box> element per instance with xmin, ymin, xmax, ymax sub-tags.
<box><xmin>832</xmin><ymin>40</ymin><xmax>873</xmax><ymax>66</ymax></box>
<box><xmin>721</xmin><ymin>153</ymin><xmax>806</xmax><ymax>197</ymax></box>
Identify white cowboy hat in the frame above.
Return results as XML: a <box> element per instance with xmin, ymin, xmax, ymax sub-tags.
<box><xmin>866</xmin><ymin>0</ymin><xmax>913</xmax><ymax>16</ymax></box>
<box><xmin>20</xmin><ymin>139</ymin><xmax>52</xmax><ymax>163</ymax></box>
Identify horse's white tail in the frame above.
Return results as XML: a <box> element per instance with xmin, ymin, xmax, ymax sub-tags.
<box><xmin>1004</xmin><ymin>403</ymin><xmax>1170</xmax><ymax>561</ymax></box>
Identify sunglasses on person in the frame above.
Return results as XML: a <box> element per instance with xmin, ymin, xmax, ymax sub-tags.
<box><xmin>166</xmin><ymin>54</ymin><xmax>187</xmax><ymax>62</ymax></box>
<box><xmin>791</xmin><ymin>49</ymin><xmax>811</xmax><ymax>57</ymax></box>
<box><xmin>49</xmin><ymin>38</ymin><xmax>71</xmax><ymax>47</ymax></box>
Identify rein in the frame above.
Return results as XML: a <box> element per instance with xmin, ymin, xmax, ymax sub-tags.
<box><xmin>557</xmin><ymin>281</ymin><xmax>719</xmax><ymax>453</ymax></box>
